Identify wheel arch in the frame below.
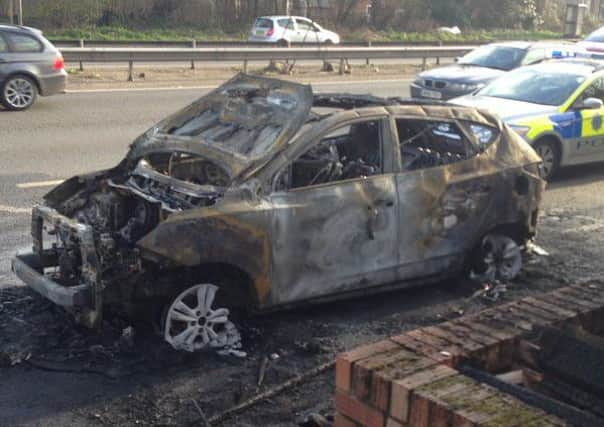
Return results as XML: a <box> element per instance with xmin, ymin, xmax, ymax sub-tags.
<box><xmin>2</xmin><ymin>71</ymin><xmax>42</xmax><ymax>95</ymax></box>
<box><xmin>532</xmin><ymin>132</ymin><xmax>565</xmax><ymax>163</ymax></box>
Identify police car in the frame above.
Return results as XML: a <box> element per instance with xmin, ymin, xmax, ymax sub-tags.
<box><xmin>451</xmin><ymin>59</ymin><xmax>604</xmax><ymax>179</ymax></box>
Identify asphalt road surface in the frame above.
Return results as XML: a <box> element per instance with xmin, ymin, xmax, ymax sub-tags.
<box><xmin>1</xmin><ymin>78</ymin><xmax>604</xmax><ymax>426</ymax></box>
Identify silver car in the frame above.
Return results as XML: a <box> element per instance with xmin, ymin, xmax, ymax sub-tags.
<box><xmin>0</xmin><ymin>24</ymin><xmax>67</xmax><ymax>111</ymax></box>
<box><xmin>12</xmin><ymin>74</ymin><xmax>544</xmax><ymax>353</ymax></box>
<box><xmin>248</xmin><ymin>15</ymin><xmax>340</xmax><ymax>45</ymax></box>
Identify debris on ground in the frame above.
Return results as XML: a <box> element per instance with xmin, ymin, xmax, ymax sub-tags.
<box><xmin>297</xmin><ymin>411</ymin><xmax>332</xmax><ymax>427</ymax></box>
<box><xmin>471</xmin><ymin>282</ymin><xmax>509</xmax><ymax>302</ymax></box>
<box><xmin>526</xmin><ymin>241</ymin><xmax>550</xmax><ymax>257</ymax></box>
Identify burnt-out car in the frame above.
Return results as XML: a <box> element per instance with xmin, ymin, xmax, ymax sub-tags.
<box><xmin>12</xmin><ymin>74</ymin><xmax>544</xmax><ymax>353</ymax></box>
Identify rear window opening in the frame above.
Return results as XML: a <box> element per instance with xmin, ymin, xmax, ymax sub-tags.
<box><xmin>397</xmin><ymin>119</ymin><xmax>475</xmax><ymax>171</ymax></box>
<box><xmin>142</xmin><ymin>152</ymin><xmax>231</xmax><ymax>187</ymax></box>
<box><xmin>254</xmin><ymin>18</ymin><xmax>274</xmax><ymax>29</ymax></box>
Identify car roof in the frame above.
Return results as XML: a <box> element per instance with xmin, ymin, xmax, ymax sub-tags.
<box><xmin>0</xmin><ymin>24</ymin><xmax>41</xmax><ymax>34</ymax></box>
<box><xmin>523</xmin><ymin>58</ymin><xmax>604</xmax><ymax>75</ymax></box>
<box><xmin>489</xmin><ymin>40</ymin><xmax>574</xmax><ymax>50</ymax></box>
<box><xmin>257</xmin><ymin>15</ymin><xmax>311</xmax><ymax>20</ymax></box>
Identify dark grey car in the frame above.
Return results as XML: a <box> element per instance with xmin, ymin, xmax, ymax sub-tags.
<box><xmin>410</xmin><ymin>42</ymin><xmax>579</xmax><ymax>101</ymax></box>
<box><xmin>0</xmin><ymin>25</ymin><xmax>67</xmax><ymax>110</ymax></box>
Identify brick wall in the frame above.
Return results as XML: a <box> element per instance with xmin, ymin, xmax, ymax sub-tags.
<box><xmin>334</xmin><ymin>282</ymin><xmax>604</xmax><ymax>426</ymax></box>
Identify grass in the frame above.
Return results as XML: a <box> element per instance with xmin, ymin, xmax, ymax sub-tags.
<box><xmin>45</xmin><ymin>26</ymin><xmax>565</xmax><ymax>43</ymax></box>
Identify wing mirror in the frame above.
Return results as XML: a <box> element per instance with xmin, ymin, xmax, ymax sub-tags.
<box><xmin>576</xmin><ymin>97</ymin><xmax>604</xmax><ymax>110</ymax></box>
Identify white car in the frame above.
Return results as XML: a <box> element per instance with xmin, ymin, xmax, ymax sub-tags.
<box><xmin>248</xmin><ymin>16</ymin><xmax>340</xmax><ymax>45</ymax></box>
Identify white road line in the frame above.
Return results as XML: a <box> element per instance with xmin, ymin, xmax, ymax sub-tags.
<box><xmin>0</xmin><ymin>205</ymin><xmax>30</xmax><ymax>214</ymax></box>
<box><xmin>16</xmin><ymin>179</ymin><xmax>64</xmax><ymax>189</ymax></box>
<box><xmin>66</xmin><ymin>78</ymin><xmax>413</xmax><ymax>94</ymax></box>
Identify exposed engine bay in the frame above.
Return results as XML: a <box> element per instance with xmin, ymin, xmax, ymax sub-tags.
<box><xmin>46</xmin><ymin>155</ymin><xmax>227</xmax><ymax>289</ymax></box>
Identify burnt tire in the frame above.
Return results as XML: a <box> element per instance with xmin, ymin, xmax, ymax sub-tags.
<box><xmin>1</xmin><ymin>75</ymin><xmax>37</xmax><ymax>111</ymax></box>
<box><xmin>533</xmin><ymin>139</ymin><xmax>560</xmax><ymax>180</ymax></box>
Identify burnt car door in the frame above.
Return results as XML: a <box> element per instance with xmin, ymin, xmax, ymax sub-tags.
<box><xmin>393</xmin><ymin>116</ymin><xmax>491</xmax><ymax>279</ymax></box>
<box><xmin>267</xmin><ymin>116</ymin><xmax>400</xmax><ymax>305</ymax></box>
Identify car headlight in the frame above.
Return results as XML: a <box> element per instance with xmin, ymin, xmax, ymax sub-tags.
<box><xmin>449</xmin><ymin>82</ymin><xmax>484</xmax><ymax>92</ymax></box>
<box><xmin>509</xmin><ymin>125</ymin><xmax>531</xmax><ymax>139</ymax></box>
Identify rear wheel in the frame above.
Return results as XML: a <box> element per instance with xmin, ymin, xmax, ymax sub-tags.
<box><xmin>470</xmin><ymin>234</ymin><xmax>523</xmax><ymax>283</ymax></box>
<box><xmin>1</xmin><ymin>75</ymin><xmax>37</xmax><ymax>111</ymax></box>
<box><xmin>277</xmin><ymin>39</ymin><xmax>289</xmax><ymax>47</ymax></box>
<box><xmin>533</xmin><ymin>139</ymin><xmax>560</xmax><ymax>180</ymax></box>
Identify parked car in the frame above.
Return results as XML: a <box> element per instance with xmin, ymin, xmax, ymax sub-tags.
<box><xmin>0</xmin><ymin>24</ymin><xmax>66</xmax><ymax>111</ymax></box>
<box><xmin>248</xmin><ymin>16</ymin><xmax>340</xmax><ymax>45</ymax></box>
<box><xmin>451</xmin><ymin>59</ymin><xmax>604</xmax><ymax>180</ymax></box>
<box><xmin>411</xmin><ymin>42</ymin><xmax>578</xmax><ymax>101</ymax></box>
<box><xmin>578</xmin><ymin>26</ymin><xmax>604</xmax><ymax>54</ymax></box>
<box><xmin>12</xmin><ymin>74</ymin><xmax>543</xmax><ymax>353</ymax></box>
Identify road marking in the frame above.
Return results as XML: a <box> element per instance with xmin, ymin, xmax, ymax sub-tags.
<box><xmin>66</xmin><ymin>78</ymin><xmax>413</xmax><ymax>94</ymax></box>
<box><xmin>16</xmin><ymin>179</ymin><xmax>64</xmax><ymax>189</ymax></box>
<box><xmin>0</xmin><ymin>205</ymin><xmax>30</xmax><ymax>214</ymax></box>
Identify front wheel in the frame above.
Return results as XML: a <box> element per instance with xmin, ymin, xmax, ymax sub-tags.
<box><xmin>163</xmin><ymin>283</ymin><xmax>243</xmax><ymax>353</ymax></box>
<box><xmin>533</xmin><ymin>139</ymin><xmax>560</xmax><ymax>180</ymax></box>
<box><xmin>1</xmin><ymin>75</ymin><xmax>37</xmax><ymax>111</ymax></box>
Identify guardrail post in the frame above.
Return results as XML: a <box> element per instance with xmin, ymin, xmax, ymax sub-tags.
<box><xmin>128</xmin><ymin>61</ymin><xmax>134</xmax><ymax>82</ymax></box>
<box><xmin>243</xmin><ymin>59</ymin><xmax>248</xmax><ymax>73</ymax></box>
<box><xmin>79</xmin><ymin>39</ymin><xmax>84</xmax><ymax>71</ymax></box>
<box><xmin>422</xmin><ymin>56</ymin><xmax>427</xmax><ymax>71</ymax></box>
<box><xmin>339</xmin><ymin>58</ymin><xmax>345</xmax><ymax>75</ymax></box>
<box><xmin>436</xmin><ymin>40</ymin><xmax>442</xmax><ymax>65</ymax></box>
<box><xmin>191</xmin><ymin>40</ymin><xmax>196</xmax><ymax>70</ymax></box>
<box><xmin>366</xmin><ymin>41</ymin><xmax>371</xmax><ymax>66</ymax></box>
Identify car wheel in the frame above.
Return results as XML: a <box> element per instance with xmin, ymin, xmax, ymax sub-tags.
<box><xmin>533</xmin><ymin>139</ymin><xmax>560</xmax><ymax>180</ymax></box>
<box><xmin>277</xmin><ymin>39</ymin><xmax>289</xmax><ymax>47</ymax></box>
<box><xmin>1</xmin><ymin>75</ymin><xmax>38</xmax><ymax>111</ymax></box>
<box><xmin>470</xmin><ymin>234</ymin><xmax>522</xmax><ymax>283</ymax></box>
<box><xmin>163</xmin><ymin>283</ymin><xmax>243</xmax><ymax>353</ymax></box>
<box><xmin>324</xmin><ymin>39</ymin><xmax>334</xmax><ymax>45</ymax></box>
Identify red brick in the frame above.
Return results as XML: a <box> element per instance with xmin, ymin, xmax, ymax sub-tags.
<box><xmin>557</xmin><ymin>287</ymin><xmax>604</xmax><ymax>308</ymax></box>
<box><xmin>421</xmin><ymin>326</ymin><xmax>485</xmax><ymax>353</ymax></box>
<box><xmin>390</xmin><ymin>364</ymin><xmax>457</xmax><ymax>422</ymax></box>
<box><xmin>429</xmin><ymin>400</ymin><xmax>453</xmax><ymax>427</ymax></box>
<box><xmin>390</xmin><ymin>333</ymin><xmax>439</xmax><ymax>357</ymax></box>
<box><xmin>334</xmin><ymin>413</ymin><xmax>359</xmax><ymax>427</ymax></box>
<box><xmin>352</xmin><ymin>347</ymin><xmax>416</xmax><ymax>402</ymax></box>
<box><xmin>385</xmin><ymin>418</ymin><xmax>405</xmax><ymax>427</ymax></box>
<box><xmin>521</xmin><ymin>297</ymin><xmax>577</xmax><ymax>320</ymax></box>
<box><xmin>408</xmin><ymin>393</ymin><xmax>430</xmax><ymax>427</ymax></box>
<box><xmin>371</xmin><ymin>355</ymin><xmax>436</xmax><ymax>411</ymax></box>
<box><xmin>452</xmin><ymin>318</ymin><xmax>515</xmax><ymax>342</ymax></box>
<box><xmin>540</xmin><ymin>293</ymin><xmax>594</xmax><ymax>313</ymax></box>
<box><xmin>515</xmin><ymin>300</ymin><xmax>561</xmax><ymax>322</ymax></box>
<box><xmin>335</xmin><ymin>391</ymin><xmax>385</xmax><ymax>427</ymax></box>
<box><xmin>337</xmin><ymin>339</ymin><xmax>400</xmax><ymax>392</ymax></box>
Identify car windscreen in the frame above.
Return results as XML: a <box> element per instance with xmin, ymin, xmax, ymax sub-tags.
<box><xmin>254</xmin><ymin>18</ymin><xmax>273</xmax><ymax>29</ymax></box>
<box><xmin>585</xmin><ymin>31</ymin><xmax>604</xmax><ymax>42</ymax></box>
<box><xmin>458</xmin><ymin>45</ymin><xmax>526</xmax><ymax>71</ymax></box>
<box><xmin>478</xmin><ymin>68</ymin><xmax>586</xmax><ymax>106</ymax></box>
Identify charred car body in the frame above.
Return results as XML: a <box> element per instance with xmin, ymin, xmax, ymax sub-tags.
<box><xmin>13</xmin><ymin>74</ymin><xmax>545</xmax><ymax>352</ymax></box>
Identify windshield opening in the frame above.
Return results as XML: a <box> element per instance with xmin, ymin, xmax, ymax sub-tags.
<box><xmin>586</xmin><ymin>31</ymin><xmax>604</xmax><ymax>43</ymax></box>
<box><xmin>478</xmin><ymin>68</ymin><xmax>586</xmax><ymax>106</ymax></box>
<box><xmin>141</xmin><ymin>152</ymin><xmax>231</xmax><ymax>187</ymax></box>
<box><xmin>458</xmin><ymin>45</ymin><xmax>526</xmax><ymax>71</ymax></box>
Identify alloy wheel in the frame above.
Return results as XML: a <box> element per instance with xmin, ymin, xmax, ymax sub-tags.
<box><xmin>534</xmin><ymin>143</ymin><xmax>557</xmax><ymax>180</ymax></box>
<box><xmin>164</xmin><ymin>284</ymin><xmax>242</xmax><ymax>353</ymax></box>
<box><xmin>4</xmin><ymin>77</ymin><xmax>35</xmax><ymax>110</ymax></box>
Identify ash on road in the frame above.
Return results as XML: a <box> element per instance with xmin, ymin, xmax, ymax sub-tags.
<box><xmin>1</xmin><ymin>83</ymin><xmax>604</xmax><ymax>426</ymax></box>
